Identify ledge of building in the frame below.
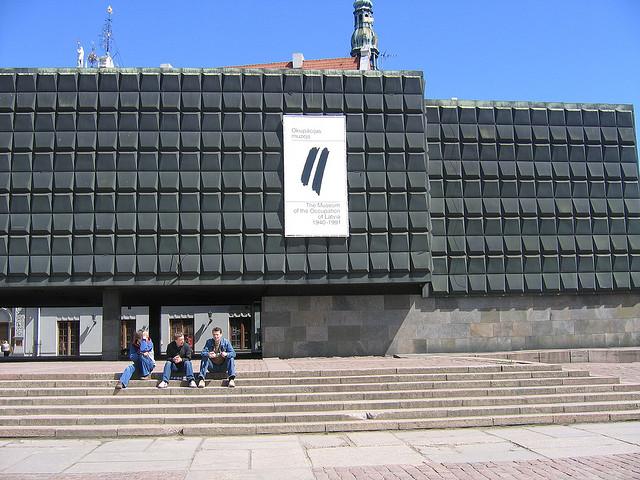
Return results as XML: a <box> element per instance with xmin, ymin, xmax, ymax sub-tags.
<box><xmin>0</xmin><ymin>67</ymin><xmax>424</xmax><ymax>78</ymax></box>
<box><xmin>426</xmin><ymin>98</ymin><xmax>635</xmax><ymax>111</ymax></box>
<box><xmin>399</xmin><ymin>347</ymin><xmax>640</xmax><ymax>364</ymax></box>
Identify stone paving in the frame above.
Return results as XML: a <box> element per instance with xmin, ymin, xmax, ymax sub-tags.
<box><xmin>561</xmin><ymin>362</ymin><xmax>640</xmax><ymax>384</ymax></box>
<box><xmin>0</xmin><ymin>355</ymin><xmax>500</xmax><ymax>376</ymax></box>
<box><xmin>0</xmin><ymin>422</ymin><xmax>637</xmax><ymax>479</ymax></box>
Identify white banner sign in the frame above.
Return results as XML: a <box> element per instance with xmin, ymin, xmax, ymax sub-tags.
<box><xmin>283</xmin><ymin>115</ymin><xmax>349</xmax><ymax>237</ymax></box>
<box><xmin>14</xmin><ymin>307</ymin><xmax>25</xmax><ymax>338</ymax></box>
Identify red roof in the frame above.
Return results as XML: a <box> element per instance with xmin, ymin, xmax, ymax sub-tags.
<box><xmin>229</xmin><ymin>57</ymin><xmax>359</xmax><ymax>70</ymax></box>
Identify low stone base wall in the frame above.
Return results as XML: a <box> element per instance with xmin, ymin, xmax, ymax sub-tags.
<box><xmin>261</xmin><ymin>293</ymin><xmax>640</xmax><ymax>358</ymax></box>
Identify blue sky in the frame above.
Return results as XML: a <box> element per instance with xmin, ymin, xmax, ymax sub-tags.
<box><xmin>0</xmin><ymin>1</ymin><xmax>638</xmax><ymax>131</ymax></box>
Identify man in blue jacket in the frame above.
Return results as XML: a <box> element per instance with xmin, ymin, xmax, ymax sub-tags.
<box><xmin>198</xmin><ymin>326</ymin><xmax>237</xmax><ymax>388</ymax></box>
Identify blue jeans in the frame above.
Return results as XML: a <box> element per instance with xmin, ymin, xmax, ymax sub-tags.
<box><xmin>162</xmin><ymin>360</ymin><xmax>194</xmax><ymax>382</ymax></box>
<box><xmin>118</xmin><ymin>356</ymin><xmax>155</xmax><ymax>387</ymax></box>
<box><xmin>199</xmin><ymin>357</ymin><xmax>236</xmax><ymax>380</ymax></box>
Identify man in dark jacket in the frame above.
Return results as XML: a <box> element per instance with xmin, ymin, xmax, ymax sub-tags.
<box><xmin>198</xmin><ymin>326</ymin><xmax>237</xmax><ymax>388</ymax></box>
<box><xmin>157</xmin><ymin>332</ymin><xmax>197</xmax><ymax>388</ymax></box>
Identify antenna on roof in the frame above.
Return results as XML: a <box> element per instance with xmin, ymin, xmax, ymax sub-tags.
<box><xmin>75</xmin><ymin>5</ymin><xmax>122</xmax><ymax>69</ymax></box>
<box><xmin>378</xmin><ymin>51</ymin><xmax>397</xmax><ymax>70</ymax></box>
<box><xmin>103</xmin><ymin>6</ymin><xmax>113</xmax><ymax>53</ymax></box>
<box><xmin>98</xmin><ymin>5</ymin><xmax>115</xmax><ymax>68</ymax></box>
<box><xmin>87</xmin><ymin>42</ymin><xmax>98</xmax><ymax>68</ymax></box>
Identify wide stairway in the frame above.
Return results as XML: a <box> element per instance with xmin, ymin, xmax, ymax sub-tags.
<box><xmin>0</xmin><ymin>362</ymin><xmax>639</xmax><ymax>438</ymax></box>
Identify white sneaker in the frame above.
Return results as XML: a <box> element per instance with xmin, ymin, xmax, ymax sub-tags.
<box><xmin>197</xmin><ymin>379</ymin><xmax>205</xmax><ymax>388</ymax></box>
<box><xmin>228</xmin><ymin>378</ymin><xmax>236</xmax><ymax>388</ymax></box>
<box><xmin>188</xmin><ymin>380</ymin><xmax>197</xmax><ymax>388</ymax></box>
<box><xmin>157</xmin><ymin>381</ymin><xmax>168</xmax><ymax>389</ymax></box>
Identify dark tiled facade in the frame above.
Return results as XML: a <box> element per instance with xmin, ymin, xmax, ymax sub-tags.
<box><xmin>426</xmin><ymin>100</ymin><xmax>639</xmax><ymax>295</ymax></box>
<box><xmin>0</xmin><ymin>69</ymin><xmax>429</xmax><ymax>288</ymax></box>
<box><xmin>1</xmin><ymin>68</ymin><xmax>640</xmax><ymax>357</ymax></box>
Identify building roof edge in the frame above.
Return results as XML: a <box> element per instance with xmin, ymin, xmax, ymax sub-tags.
<box><xmin>0</xmin><ymin>67</ymin><xmax>423</xmax><ymax>76</ymax></box>
<box><xmin>426</xmin><ymin>98</ymin><xmax>635</xmax><ymax>111</ymax></box>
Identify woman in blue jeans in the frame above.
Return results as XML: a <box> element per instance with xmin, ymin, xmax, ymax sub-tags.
<box><xmin>116</xmin><ymin>329</ymin><xmax>155</xmax><ymax>389</ymax></box>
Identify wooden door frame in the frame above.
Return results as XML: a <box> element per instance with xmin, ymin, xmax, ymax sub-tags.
<box><xmin>57</xmin><ymin>320</ymin><xmax>80</xmax><ymax>356</ymax></box>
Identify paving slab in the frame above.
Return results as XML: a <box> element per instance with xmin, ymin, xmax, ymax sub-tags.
<box><xmin>148</xmin><ymin>437</ymin><xmax>202</xmax><ymax>452</ymax></box>
<box><xmin>201</xmin><ymin>436</ymin><xmax>300</xmax><ymax>451</ymax></box>
<box><xmin>524</xmin><ymin>424</ymin><xmax>599</xmax><ymax>437</ymax></box>
<box><xmin>4</xmin><ymin>448</ymin><xmax>94</xmax><ymax>474</ymax></box>
<box><xmin>416</xmin><ymin>441</ymin><xmax>543</xmax><ymax>463</ymax></box>
<box><xmin>90</xmin><ymin>438</ymin><xmax>155</xmax><ymax>452</ymax></box>
<box><xmin>299</xmin><ymin>434</ymin><xmax>349</xmax><ymax>449</ymax></box>
<box><xmin>528</xmin><ymin>442</ymin><xmax>640</xmax><ymax>459</ymax></box>
<box><xmin>0</xmin><ymin>449</ymin><xmax>43</xmax><ymax>471</ymax></box>
<box><xmin>65</xmin><ymin>460</ymin><xmax>190</xmax><ymax>474</ymax></box>
<box><xmin>508</xmin><ymin>434</ymin><xmax>630</xmax><ymax>449</ymax></box>
<box><xmin>574</xmin><ymin>420</ymin><xmax>640</xmax><ymax>434</ymax></box>
<box><xmin>307</xmin><ymin>445</ymin><xmax>424</xmax><ymax>467</ymax></box>
<box><xmin>2</xmin><ymin>474</ymin><xmax>185</xmax><ymax>480</ymax></box>
<box><xmin>190</xmin><ymin>449</ymin><xmax>250</xmax><ymax>470</ymax></box>
<box><xmin>487</xmin><ymin>426</ymin><xmax>578</xmax><ymax>444</ymax></box>
<box><xmin>82</xmin><ymin>449</ymin><xmax>193</xmax><ymax>463</ymax></box>
<box><xmin>251</xmin><ymin>447</ymin><xmax>310</xmax><ymax>469</ymax></box>
<box><xmin>4</xmin><ymin>439</ymin><xmax>101</xmax><ymax>448</ymax></box>
<box><xmin>345</xmin><ymin>431</ymin><xmax>404</xmax><ymax>446</ymax></box>
<box><xmin>396</xmin><ymin>428</ymin><xmax>505</xmax><ymax>445</ymax></box>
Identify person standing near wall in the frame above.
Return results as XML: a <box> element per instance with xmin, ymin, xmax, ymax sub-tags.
<box><xmin>1</xmin><ymin>340</ymin><xmax>9</xmax><ymax>357</ymax></box>
<box><xmin>198</xmin><ymin>327</ymin><xmax>237</xmax><ymax>388</ymax></box>
<box><xmin>116</xmin><ymin>329</ymin><xmax>155</xmax><ymax>389</ymax></box>
<box><xmin>157</xmin><ymin>332</ymin><xmax>197</xmax><ymax>388</ymax></box>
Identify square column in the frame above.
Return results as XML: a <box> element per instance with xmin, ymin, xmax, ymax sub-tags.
<box><xmin>102</xmin><ymin>289</ymin><xmax>121</xmax><ymax>360</ymax></box>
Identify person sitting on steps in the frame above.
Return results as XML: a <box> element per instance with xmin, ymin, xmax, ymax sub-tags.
<box><xmin>157</xmin><ymin>332</ymin><xmax>197</xmax><ymax>389</ymax></box>
<box><xmin>198</xmin><ymin>326</ymin><xmax>236</xmax><ymax>388</ymax></box>
<box><xmin>116</xmin><ymin>329</ymin><xmax>155</xmax><ymax>389</ymax></box>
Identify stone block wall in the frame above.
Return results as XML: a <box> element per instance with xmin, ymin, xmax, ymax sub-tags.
<box><xmin>261</xmin><ymin>293</ymin><xmax>640</xmax><ymax>357</ymax></box>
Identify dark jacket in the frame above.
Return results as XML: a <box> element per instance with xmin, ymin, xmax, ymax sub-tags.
<box><xmin>165</xmin><ymin>340</ymin><xmax>193</xmax><ymax>363</ymax></box>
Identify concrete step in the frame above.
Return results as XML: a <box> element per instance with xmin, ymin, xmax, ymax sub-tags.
<box><xmin>0</xmin><ymin>362</ymin><xmax>633</xmax><ymax>438</ymax></box>
<box><xmin>0</xmin><ymin>363</ymin><xmax>564</xmax><ymax>382</ymax></box>
<box><xmin>0</xmin><ymin>375</ymin><xmax>620</xmax><ymax>397</ymax></box>
<box><xmin>2</xmin><ymin>410</ymin><xmax>639</xmax><ymax>438</ymax></box>
<box><xmin>0</xmin><ymin>382</ymin><xmax>637</xmax><ymax>407</ymax></box>
<box><xmin>3</xmin><ymin>399</ymin><xmax>640</xmax><ymax>427</ymax></box>
<box><xmin>1</xmin><ymin>391</ymin><xmax>638</xmax><ymax>417</ymax></box>
<box><xmin>0</xmin><ymin>369</ymin><xmax>590</xmax><ymax>389</ymax></box>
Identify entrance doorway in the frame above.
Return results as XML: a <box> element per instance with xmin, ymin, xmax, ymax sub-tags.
<box><xmin>57</xmin><ymin>320</ymin><xmax>80</xmax><ymax>356</ymax></box>
<box><xmin>0</xmin><ymin>308</ymin><xmax>11</xmax><ymax>344</ymax></box>
<box><xmin>120</xmin><ymin>319</ymin><xmax>136</xmax><ymax>357</ymax></box>
<box><xmin>230</xmin><ymin>315</ymin><xmax>251</xmax><ymax>352</ymax></box>
<box><xmin>170</xmin><ymin>317</ymin><xmax>194</xmax><ymax>348</ymax></box>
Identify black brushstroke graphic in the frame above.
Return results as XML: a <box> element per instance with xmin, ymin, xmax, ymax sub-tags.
<box><xmin>312</xmin><ymin>148</ymin><xmax>329</xmax><ymax>195</ymax></box>
<box><xmin>300</xmin><ymin>147</ymin><xmax>318</xmax><ymax>186</ymax></box>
